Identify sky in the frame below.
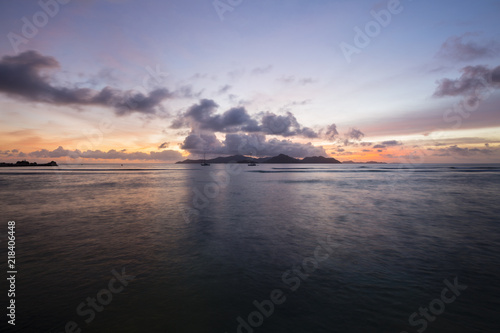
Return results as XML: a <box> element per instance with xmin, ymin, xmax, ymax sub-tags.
<box><xmin>0</xmin><ymin>0</ymin><xmax>499</xmax><ymax>163</ymax></box>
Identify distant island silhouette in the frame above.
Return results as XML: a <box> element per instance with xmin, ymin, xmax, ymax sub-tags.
<box><xmin>342</xmin><ymin>160</ymin><xmax>387</xmax><ymax>164</ymax></box>
<box><xmin>176</xmin><ymin>154</ymin><xmax>342</xmax><ymax>164</ymax></box>
<box><xmin>0</xmin><ymin>160</ymin><xmax>58</xmax><ymax>167</ymax></box>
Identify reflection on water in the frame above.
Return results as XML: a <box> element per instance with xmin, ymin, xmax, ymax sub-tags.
<box><xmin>0</xmin><ymin>163</ymin><xmax>499</xmax><ymax>332</ymax></box>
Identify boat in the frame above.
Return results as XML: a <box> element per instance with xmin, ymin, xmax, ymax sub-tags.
<box><xmin>248</xmin><ymin>161</ymin><xmax>257</xmax><ymax>166</ymax></box>
<box><xmin>201</xmin><ymin>152</ymin><xmax>210</xmax><ymax>166</ymax></box>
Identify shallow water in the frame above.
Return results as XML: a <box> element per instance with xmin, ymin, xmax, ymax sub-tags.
<box><xmin>1</xmin><ymin>163</ymin><xmax>499</xmax><ymax>332</ymax></box>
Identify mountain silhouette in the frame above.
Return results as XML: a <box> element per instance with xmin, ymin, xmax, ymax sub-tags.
<box><xmin>176</xmin><ymin>154</ymin><xmax>341</xmax><ymax>164</ymax></box>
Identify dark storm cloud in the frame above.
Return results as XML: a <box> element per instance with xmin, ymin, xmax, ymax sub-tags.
<box><xmin>0</xmin><ymin>51</ymin><xmax>173</xmax><ymax>116</ymax></box>
<box><xmin>437</xmin><ymin>34</ymin><xmax>499</xmax><ymax>62</ymax></box>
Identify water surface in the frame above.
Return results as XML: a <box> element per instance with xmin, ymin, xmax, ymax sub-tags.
<box><xmin>1</xmin><ymin>163</ymin><xmax>499</xmax><ymax>332</ymax></box>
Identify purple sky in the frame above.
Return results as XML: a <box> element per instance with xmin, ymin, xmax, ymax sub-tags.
<box><xmin>1</xmin><ymin>0</ymin><xmax>499</xmax><ymax>163</ymax></box>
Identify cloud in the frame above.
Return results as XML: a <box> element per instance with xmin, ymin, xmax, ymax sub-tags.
<box><xmin>381</xmin><ymin>140</ymin><xmax>402</xmax><ymax>146</ymax></box>
<box><xmin>0</xmin><ymin>51</ymin><xmax>173</xmax><ymax>116</ymax></box>
<box><xmin>260</xmin><ymin>111</ymin><xmax>318</xmax><ymax>138</ymax></box>
<box><xmin>217</xmin><ymin>84</ymin><xmax>232</xmax><ymax>95</ymax></box>
<box><xmin>26</xmin><ymin>146</ymin><xmax>182</xmax><ymax>161</ymax></box>
<box><xmin>158</xmin><ymin>142</ymin><xmax>169</xmax><ymax>149</ymax></box>
<box><xmin>437</xmin><ymin>33</ymin><xmax>500</xmax><ymax>61</ymax></box>
<box><xmin>324</xmin><ymin>123</ymin><xmax>339</xmax><ymax>140</ymax></box>
<box><xmin>433</xmin><ymin>65</ymin><xmax>500</xmax><ymax>102</ymax></box>
<box><xmin>171</xmin><ymin>99</ymin><xmax>319</xmax><ymax>138</ymax></box>
<box><xmin>224</xmin><ymin>133</ymin><xmax>326</xmax><ymax>157</ymax></box>
<box><xmin>179</xmin><ymin>132</ymin><xmax>223</xmax><ymax>152</ymax></box>
<box><xmin>277</xmin><ymin>99</ymin><xmax>312</xmax><ymax>115</ymax></box>
<box><xmin>189</xmin><ymin>73</ymin><xmax>217</xmax><ymax>81</ymax></box>
<box><xmin>299</xmin><ymin>77</ymin><xmax>317</xmax><ymax>85</ymax></box>
<box><xmin>176</xmin><ymin>99</ymin><xmax>261</xmax><ymax>133</ymax></box>
<box><xmin>277</xmin><ymin>75</ymin><xmax>295</xmax><ymax>84</ymax></box>
<box><xmin>28</xmin><ymin>146</ymin><xmax>72</xmax><ymax>158</ymax></box>
<box><xmin>175</xmin><ymin>85</ymin><xmax>203</xmax><ymax>99</ymax></box>
<box><xmin>373</xmin><ymin>144</ymin><xmax>386</xmax><ymax>149</ymax></box>
<box><xmin>341</xmin><ymin>128</ymin><xmax>366</xmax><ymax>146</ymax></box>
<box><xmin>251</xmin><ymin>65</ymin><xmax>273</xmax><ymax>75</ymax></box>
<box><xmin>345</xmin><ymin>128</ymin><xmax>364</xmax><ymax>140</ymax></box>
<box><xmin>492</xmin><ymin>67</ymin><xmax>500</xmax><ymax>83</ymax></box>
<box><xmin>180</xmin><ymin>133</ymin><xmax>327</xmax><ymax>158</ymax></box>
<box><xmin>227</xmin><ymin>69</ymin><xmax>245</xmax><ymax>80</ymax></box>
<box><xmin>431</xmin><ymin>145</ymin><xmax>496</xmax><ymax>157</ymax></box>
<box><xmin>86</xmin><ymin>68</ymin><xmax>120</xmax><ymax>87</ymax></box>
<box><xmin>277</xmin><ymin>76</ymin><xmax>317</xmax><ymax>85</ymax></box>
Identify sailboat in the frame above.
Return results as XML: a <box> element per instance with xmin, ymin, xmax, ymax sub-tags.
<box><xmin>201</xmin><ymin>152</ymin><xmax>210</xmax><ymax>166</ymax></box>
<box><xmin>247</xmin><ymin>153</ymin><xmax>257</xmax><ymax>166</ymax></box>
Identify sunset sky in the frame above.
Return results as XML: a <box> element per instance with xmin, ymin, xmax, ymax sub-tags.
<box><xmin>1</xmin><ymin>0</ymin><xmax>499</xmax><ymax>163</ymax></box>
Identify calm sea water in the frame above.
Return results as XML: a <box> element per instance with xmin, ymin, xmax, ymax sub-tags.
<box><xmin>1</xmin><ymin>163</ymin><xmax>499</xmax><ymax>333</ymax></box>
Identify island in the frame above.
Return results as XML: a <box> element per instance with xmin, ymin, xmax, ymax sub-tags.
<box><xmin>0</xmin><ymin>160</ymin><xmax>58</xmax><ymax>167</ymax></box>
<box><xmin>342</xmin><ymin>160</ymin><xmax>387</xmax><ymax>164</ymax></box>
<box><xmin>176</xmin><ymin>154</ymin><xmax>342</xmax><ymax>164</ymax></box>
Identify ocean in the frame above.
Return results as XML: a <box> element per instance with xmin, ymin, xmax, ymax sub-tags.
<box><xmin>1</xmin><ymin>163</ymin><xmax>499</xmax><ymax>332</ymax></box>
